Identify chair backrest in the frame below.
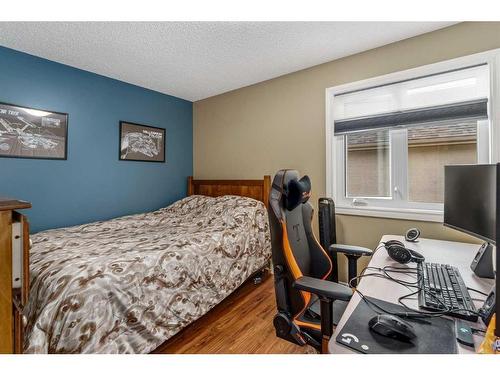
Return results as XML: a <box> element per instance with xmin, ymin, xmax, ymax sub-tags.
<box><xmin>268</xmin><ymin>170</ymin><xmax>332</xmax><ymax>318</ymax></box>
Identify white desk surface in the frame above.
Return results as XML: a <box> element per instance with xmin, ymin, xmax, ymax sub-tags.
<box><xmin>328</xmin><ymin>235</ymin><xmax>495</xmax><ymax>354</ymax></box>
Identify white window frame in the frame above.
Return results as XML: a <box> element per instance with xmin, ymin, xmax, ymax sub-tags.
<box><xmin>326</xmin><ymin>48</ymin><xmax>500</xmax><ymax>222</ymax></box>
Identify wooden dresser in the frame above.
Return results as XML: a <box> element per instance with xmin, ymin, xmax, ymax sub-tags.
<box><xmin>0</xmin><ymin>197</ymin><xmax>31</xmax><ymax>354</ymax></box>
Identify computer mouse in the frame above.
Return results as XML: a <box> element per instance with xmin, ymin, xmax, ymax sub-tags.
<box><xmin>368</xmin><ymin>314</ymin><xmax>417</xmax><ymax>342</ymax></box>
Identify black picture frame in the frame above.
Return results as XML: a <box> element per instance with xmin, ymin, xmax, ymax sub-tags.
<box><xmin>0</xmin><ymin>102</ymin><xmax>68</xmax><ymax>160</ymax></box>
<box><xmin>119</xmin><ymin>121</ymin><xmax>166</xmax><ymax>163</ymax></box>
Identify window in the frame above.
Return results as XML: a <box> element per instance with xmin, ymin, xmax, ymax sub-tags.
<box><xmin>326</xmin><ymin>55</ymin><xmax>498</xmax><ymax>222</ymax></box>
<box><xmin>407</xmin><ymin>120</ymin><xmax>478</xmax><ymax>203</ymax></box>
<box><xmin>346</xmin><ymin>129</ymin><xmax>390</xmax><ymax>198</ymax></box>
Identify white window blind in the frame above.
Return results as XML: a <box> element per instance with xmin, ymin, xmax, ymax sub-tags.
<box><xmin>332</xmin><ymin>64</ymin><xmax>490</xmax><ymax>123</ymax></box>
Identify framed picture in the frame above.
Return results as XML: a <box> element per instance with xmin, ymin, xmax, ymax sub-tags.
<box><xmin>119</xmin><ymin>121</ymin><xmax>166</xmax><ymax>162</ymax></box>
<box><xmin>0</xmin><ymin>102</ymin><xmax>68</xmax><ymax>160</ymax></box>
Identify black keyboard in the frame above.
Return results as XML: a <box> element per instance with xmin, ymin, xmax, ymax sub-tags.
<box><xmin>417</xmin><ymin>262</ymin><xmax>478</xmax><ymax>322</ymax></box>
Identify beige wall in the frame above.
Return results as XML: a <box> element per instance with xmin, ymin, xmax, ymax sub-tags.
<box><xmin>194</xmin><ymin>22</ymin><xmax>500</xmax><ymax>281</ymax></box>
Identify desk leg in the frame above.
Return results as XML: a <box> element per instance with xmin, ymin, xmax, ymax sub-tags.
<box><xmin>320</xmin><ymin>297</ymin><xmax>333</xmax><ymax>354</ymax></box>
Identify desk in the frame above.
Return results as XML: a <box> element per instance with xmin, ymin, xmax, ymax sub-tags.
<box><xmin>328</xmin><ymin>235</ymin><xmax>495</xmax><ymax>354</ymax></box>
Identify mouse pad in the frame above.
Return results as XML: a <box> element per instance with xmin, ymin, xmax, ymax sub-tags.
<box><xmin>335</xmin><ymin>297</ymin><xmax>457</xmax><ymax>354</ymax></box>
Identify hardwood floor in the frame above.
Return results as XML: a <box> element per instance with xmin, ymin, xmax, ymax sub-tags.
<box><xmin>153</xmin><ymin>273</ymin><xmax>312</xmax><ymax>354</ymax></box>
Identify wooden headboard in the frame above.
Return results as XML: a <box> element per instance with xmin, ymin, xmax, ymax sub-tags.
<box><xmin>187</xmin><ymin>176</ymin><xmax>271</xmax><ymax>208</ymax></box>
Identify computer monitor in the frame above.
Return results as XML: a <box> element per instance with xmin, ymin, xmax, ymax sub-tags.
<box><xmin>444</xmin><ymin>164</ymin><xmax>500</xmax><ymax>337</ymax></box>
<box><xmin>444</xmin><ymin>164</ymin><xmax>496</xmax><ymax>244</ymax></box>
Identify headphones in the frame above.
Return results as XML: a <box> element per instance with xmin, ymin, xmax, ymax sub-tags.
<box><xmin>384</xmin><ymin>240</ymin><xmax>425</xmax><ymax>264</ymax></box>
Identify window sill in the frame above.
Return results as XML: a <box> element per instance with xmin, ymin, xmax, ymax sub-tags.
<box><xmin>335</xmin><ymin>205</ymin><xmax>444</xmax><ymax>223</ymax></box>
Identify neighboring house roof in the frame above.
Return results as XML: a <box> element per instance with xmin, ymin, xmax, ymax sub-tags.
<box><xmin>347</xmin><ymin>121</ymin><xmax>477</xmax><ymax>147</ymax></box>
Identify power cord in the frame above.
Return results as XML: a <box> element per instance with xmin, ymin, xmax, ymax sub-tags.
<box><xmin>467</xmin><ymin>287</ymin><xmax>488</xmax><ymax>298</ymax></box>
<box><xmin>348</xmin><ymin>266</ymin><xmax>437</xmax><ymax>319</ymax></box>
<box><xmin>348</xmin><ymin>263</ymin><xmax>481</xmax><ymax>320</ymax></box>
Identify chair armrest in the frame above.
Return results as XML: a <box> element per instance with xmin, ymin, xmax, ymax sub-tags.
<box><xmin>329</xmin><ymin>244</ymin><xmax>372</xmax><ymax>257</ymax></box>
<box><xmin>293</xmin><ymin>276</ymin><xmax>352</xmax><ymax>301</ymax></box>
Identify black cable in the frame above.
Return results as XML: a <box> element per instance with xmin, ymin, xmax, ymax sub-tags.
<box><xmin>350</xmin><ymin>265</ymin><xmax>419</xmax><ymax>292</ymax></box>
<box><xmin>398</xmin><ymin>290</ymin><xmax>455</xmax><ymax>317</ymax></box>
<box><xmin>348</xmin><ymin>267</ymin><xmax>435</xmax><ymax>318</ymax></box>
<box><xmin>349</xmin><ymin>264</ymin><xmax>481</xmax><ymax>319</ymax></box>
<box><xmin>348</xmin><ymin>245</ymin><xmax>478</xmax><ymax>318</ymax></box>
<box><xmin>371</xmin><ymin>243</ymin><xmax>387</xmax><ymax>256</ymax></box>
<box><xmin>467</xmin><ymin>287</ymin><xmax>488</xmax><ymax>297</ymax></box>
<box><xmin>381</xmin><ymin>266</ymin><xmax>420</xmax><ymax>287</ymax></box>
<box><xmin>397</xmin><ymin>279</ymin><xmax>480</xmax><ymax>317</ymax></box>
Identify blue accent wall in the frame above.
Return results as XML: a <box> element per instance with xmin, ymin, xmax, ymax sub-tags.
<box><xmin>0</xmin><ymin>46</ymin><xmax>193</xmax><ymax>233</ymax></box>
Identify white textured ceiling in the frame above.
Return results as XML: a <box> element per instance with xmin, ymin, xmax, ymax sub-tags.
<box><xmin>0</xmin><ymin>22</ymin><xmax>456</xmax><ymax>101</ymax></box>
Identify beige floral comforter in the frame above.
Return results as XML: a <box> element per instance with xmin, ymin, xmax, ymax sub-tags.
<box><xmin>25</xmin><ymin>195</ymin><xmax>271</xmax><ymax>354</ymax></box>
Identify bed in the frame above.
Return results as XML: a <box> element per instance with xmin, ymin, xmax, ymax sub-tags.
<box><xmin>24</xmin><ymin>176</ymin><xmax>272</xmax><ymax>354</ymax></box>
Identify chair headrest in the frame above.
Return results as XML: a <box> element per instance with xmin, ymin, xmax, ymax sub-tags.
<box><xmin>270</xmin><ymin>170</ymin><xmax>312</xmax><ymax>214</ymax></box>
<box><xmin>285</xmin><ymin>175</ymin><xmax>311</xmax><ymax>211</ymax></box>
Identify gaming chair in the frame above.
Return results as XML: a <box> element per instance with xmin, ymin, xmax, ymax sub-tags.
<box><xmin>268</xmin><ymin>169</ymin><xmax>372</xmax><ymax>353</ymax></box>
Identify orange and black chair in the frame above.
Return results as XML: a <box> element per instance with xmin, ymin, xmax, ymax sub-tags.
<box><xmin>268</xmin><ymin>169</ymin><xmax>372</xmax><ymax>353</ymax></box>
